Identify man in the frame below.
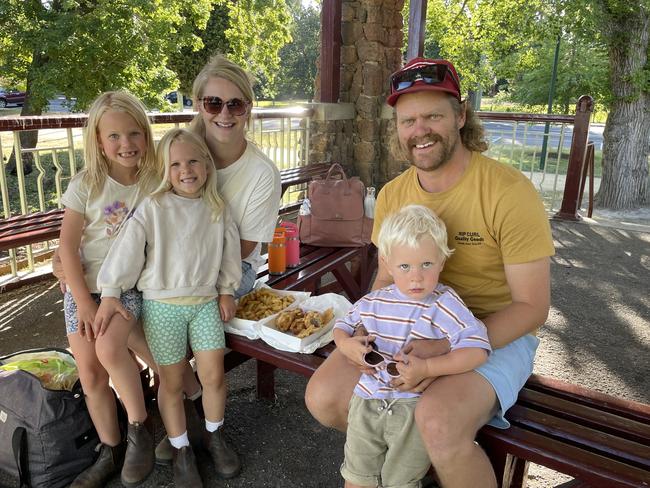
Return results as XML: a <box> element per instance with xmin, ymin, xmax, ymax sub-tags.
<box><xmin>305</xmin><ymin>57</ymin><xmax>554</xmax><ymax>487</ymax></box>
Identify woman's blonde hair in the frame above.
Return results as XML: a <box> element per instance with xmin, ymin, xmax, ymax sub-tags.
<box><xmin>389</xmin><ymin>98</ymin><xmax>488</xmax><ymax>161</ymax></box>
<box><xmin>190</xmin><ymin>54</ymin><xmax>255</xmax><ymax>135</ymax></box>
<box><xmin>152</xmin><ymin>128</ymin><xmax>225</xmax><ymax>221</ymax></box>
<box><xmin>82</xmin><ymin>91</ymin><xmax>157</xmax><ymax>196</ymax></box>
<box><xmin>377</xmin><ymin>205</ymin><xmax>453</xmax><ymax>261</ymax></box>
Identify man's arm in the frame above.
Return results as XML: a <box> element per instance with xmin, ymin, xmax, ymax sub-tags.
<box><xmin>482</xmin><ymin>256</ymin><xmax>550</xmax><ymax>349</ymax></box>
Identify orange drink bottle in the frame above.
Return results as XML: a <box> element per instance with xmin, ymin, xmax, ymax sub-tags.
<box><xmin>268</xmin><ymin>228</ymin><xmax>287</xmax><ymax>275</ymax></box>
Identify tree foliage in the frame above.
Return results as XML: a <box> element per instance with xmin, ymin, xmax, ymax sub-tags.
<box><xmin>225</xmin><ymin>0</ymin><xmax>292</xmax><ymax>99</ymax></box>
<box><xmin>274</xmin><ymin>0</ymin><xmax>320</xmax><ymax>100</ymax></box>
<box><xmin>0</xmin><ymin>0</ymin><xmax>213</xmax><ymax>113</ymax></box>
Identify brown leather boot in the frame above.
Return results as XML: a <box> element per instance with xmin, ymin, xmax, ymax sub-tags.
<box><xmin>121</xmin><ymin>421</ymin><xmax>154</xmax><ymax>486</ymax></box>
<box><xmin>70</xmin><ymin>442</ymin><xmax>125</xmax><ymax>487</ymax></box>
<box><xmin>173</xmin><ymin>445</ymin><xmax>203</xmax><ymax>487</ymax></box>
<box><xmin>205</xmin><ymin>428</ymin><xmax>241</xmax><ymax>479</ymax></box>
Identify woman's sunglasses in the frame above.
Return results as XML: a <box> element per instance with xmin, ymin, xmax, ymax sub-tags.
<box><xmin>389</xmin><ymin>64</ymin><xmax>460</xmax><ymax>94</ymax></box>
<box><xmin>199</xmin><ymin>96</ymin><xmax>250</xmax><ymax>116</ymax></box>
<box><xmin>363</xmin><ymin>340</ymin><xmax>401</xmax><ymax>378</ymax></box>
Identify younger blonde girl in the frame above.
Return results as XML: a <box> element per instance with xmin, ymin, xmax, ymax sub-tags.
<box><xmin>97</xmin><ymin>128</ymin><xmax>242</xmax><ymax>485</ymax></box>
<box><xmin>59</xmin><ymin>91</ymin><xmax>158</xmax><ymax>487</ymax></box>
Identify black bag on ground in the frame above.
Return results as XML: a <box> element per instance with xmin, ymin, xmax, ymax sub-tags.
<box><xmin>0</xmin><ymin>348</ymin><xmax>99</xmax><ymax>488</ymax></box>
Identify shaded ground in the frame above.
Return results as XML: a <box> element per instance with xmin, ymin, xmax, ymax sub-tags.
<box><xmin>1</xmin><ymin>218</ymin><xmax>649</xmax><ymax>487</ymax></box>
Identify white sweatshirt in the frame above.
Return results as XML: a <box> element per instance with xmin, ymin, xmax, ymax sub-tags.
<box><xmin>97</xmin><ymin>193</ymin><xmax>242</xmax><ymax>300</ymax></box>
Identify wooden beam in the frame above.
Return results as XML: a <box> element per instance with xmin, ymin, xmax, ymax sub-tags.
<box><xmin>320</xmin><ymin>0</ymin><xmax>342</xmax><ymax>102</ymax></box>
<box><xmin>406</xmin><ymin>0</ymin><xmax>427</xmax><ymax>60</ymax></box>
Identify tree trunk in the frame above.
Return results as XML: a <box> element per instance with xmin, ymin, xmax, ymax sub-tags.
<box><xmin>6</xmin><ymin>52</ymin><xmax>46</xmax><ymax>176</ymax></box>
<box><xmin>595</xmin><ymin>7</ymin><xmax>650</xmax><ymax>209</ymax></box>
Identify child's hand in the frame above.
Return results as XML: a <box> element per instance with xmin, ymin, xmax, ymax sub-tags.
<box><xmin>218</xmin><ymin>294</ymin><xmax>236</xmax><ymax>322</ymax></box>
<box><xmin>393</xmin><ymin>353</ymin><xmax>435</xmax><ymax>392</ymax></box>
<box><xmin>92</xmin><ymin>297</ymin><xmax>130</xmax><ymax>337</ymax></box>
<box><xmin>76</xmin><ymin>297</ymin><xmax>99</xmax><ymax>342</ymax></box>
<box><xmin>339</xmin><ymin>335</ymin><xmax>376</xmax><ymax>375</ymax></box>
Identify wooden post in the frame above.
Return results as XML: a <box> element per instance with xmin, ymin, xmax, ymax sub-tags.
<box><xmin>554</xmin><ymin>95</ymin><xmax>594</xmax><ymax>221</ymax></box>
<box><xmin>319</xmin><ymin>0</ymin><xmax>342</xmax><ymax>103</ymax></box>
<box><xmin>406</xmin><ymin>0</ymin><xmax>427</xmax><ymax>60</ymax></box>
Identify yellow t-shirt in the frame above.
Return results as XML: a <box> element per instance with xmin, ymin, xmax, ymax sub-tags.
<box><xmin>372</xmin><ymin>152</ymin><xmax>555</xmax><ymax>318</ymax></box>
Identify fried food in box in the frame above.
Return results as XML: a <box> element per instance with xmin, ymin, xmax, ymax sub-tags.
<box><xmin>275</xmin><ymin>307</ymin><xmax>335</xmax><ymax>338</ymax></box>
<box><xmin>235</xmin><ymin>288</ymin><xmax>296</xmax><ymax>321</ymax></box>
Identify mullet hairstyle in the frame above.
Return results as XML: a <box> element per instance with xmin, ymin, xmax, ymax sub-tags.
<box><xmin>152</xmin><ymin>128</ymin><xmax>225</xmax><ymax>222</ymax></box>
<box><xmin>82</xmin><ymin>91</ymin><xmax>157</xmax><ymax>197</ymax></box>
<box><xmin>377</xmin><ymin>205</ymin><xmax>453</xmax><ymax>262</ymax></box>
<box><xmin>389</xmin><ymin>97</ymin><xmax>488</xmax><ymax>161</ymax></box>
<box><xmin>190</xmin><ymin>54</ymin><xmax>256</xmax><ymax>135</ymax></box>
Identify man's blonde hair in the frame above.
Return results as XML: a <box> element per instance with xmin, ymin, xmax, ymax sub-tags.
<box><xmin>152</xmin><ymin>128</ymin><xmax>225</xmax><ymax>221</ymax></box>
<box><xmin>82</xmin><ymin>91</ymin><xmax>157</xmax><ymax>196</ymax></box>
<box><xmin>378</xmin><ymin>205</ymin><xmax>453</xmax><ymax>261</ymax></box>
<box><xmin>190</xmin><ymin>54</ymin><xmax>255</xmax><ymax>133</ymax></box>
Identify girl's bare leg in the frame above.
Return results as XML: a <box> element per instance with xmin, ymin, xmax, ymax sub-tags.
<box><xmin>95</xmin><ymin>314</ymin><xmax>147</xmax><ymax>422</ymax></box>
<box><xmin>194</xmin><ymin>349</ymin><xmax>225</xmax><ymax>422</ymax></box>
<box><xmin>157</xmin><ymin>361</ymin><xmax>187</xmax><ymax>437</ymax></box>
<box><xmin>68</xmin><ymin>333</ymin><xmax>121</xmax><ymax>445</ymax></box>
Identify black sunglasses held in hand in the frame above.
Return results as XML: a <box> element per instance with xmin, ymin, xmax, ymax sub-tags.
<box><xmin>390</xmin><ymin>64</ymin><xmax>458</xmax><ymax>93</ymax></box>
<box><xmin>199</xmin><ymin>96</ymin><xmax>250</xmax><ymax>116</ymax></box>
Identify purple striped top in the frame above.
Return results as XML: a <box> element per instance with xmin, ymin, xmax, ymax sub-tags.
<box><xmin>335</xmin><ymin>283</ymin><xmax>491</xmax><ymax>399</ymax></box>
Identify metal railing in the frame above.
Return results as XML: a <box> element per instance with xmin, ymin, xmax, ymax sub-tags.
<box><xmin>0</xmin><ymin>98</ymin><xmax>597</xmax><ymax>283</ymax></box>
<box><xmin>0</xmin><ymin>107</ymin><xmax>312</xmax><ymax>280</ymax></box>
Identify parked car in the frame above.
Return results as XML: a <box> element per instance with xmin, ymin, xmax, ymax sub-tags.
<box><xmin>165</xmin><ymin>91</ymin><xmax>193</xmax><ymax>107</ymax></box>
<box><xmin>0</xmin><ymin>88</ymin><xmax>26</xmax><ymax>108</ymax></box>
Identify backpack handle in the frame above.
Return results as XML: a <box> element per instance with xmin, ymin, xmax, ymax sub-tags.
<box><xmin>12</xmin><ymin>427</ymin><xmax>30</xmax><ymax>487</ymax></box>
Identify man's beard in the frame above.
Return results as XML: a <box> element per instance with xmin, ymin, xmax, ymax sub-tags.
<box><xmin>404</xmin><ymin>130</ymin><xmax>459</xmax><ymax>172</ymax></box>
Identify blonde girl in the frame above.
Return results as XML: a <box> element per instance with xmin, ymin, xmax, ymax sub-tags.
<box><xmin>59</xmin><ymin>91</ymin><xmax>158</xmax><ymax>487</ymax></box>
<box><xmin>97</xmin><ymin>128</ymin><xmax>242</xmax><ymax>485</ymax></box>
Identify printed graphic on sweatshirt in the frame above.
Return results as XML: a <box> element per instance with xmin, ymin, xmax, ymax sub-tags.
<box><xmin>104</xmin><ymin>201</ymin><xmax>134</xmax><ymax>237</ymax></box>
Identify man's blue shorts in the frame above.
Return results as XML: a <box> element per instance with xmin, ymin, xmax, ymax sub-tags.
<box><xmin>476</xmin><ymin>334</ymin><xmax>540</xmax><ymax>428</ymax></box>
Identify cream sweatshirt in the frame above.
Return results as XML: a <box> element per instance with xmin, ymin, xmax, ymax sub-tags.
<box><xmin>97</xmin><ymin>193</ymin><xmax>242</xmax><ymax>300</ymax></box>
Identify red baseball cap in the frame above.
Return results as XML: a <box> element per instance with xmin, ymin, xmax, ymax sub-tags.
<box><xmin>386</xmin><ymin>58</ymin><xmax>462</xmax><ymax>106</ymax></box>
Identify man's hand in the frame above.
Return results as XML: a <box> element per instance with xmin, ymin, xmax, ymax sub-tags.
<box><xmin>394</xmin><ymin>338</ymin><xmax>450</xmax><ymax>361</ymax></box>
<box><xmin>76</xmin><ymin>297</ymin><xmax>99</xmax><ymax>342</ymax></box>
<box><xmin>92</xmin><ymin>297</ymin><xmax>130</xmax><ymax>338</ymax></box>
<box><xmin>218</xmin><ymin>294</ymin><xmax>236</xmax><ymax>322</ymax></box>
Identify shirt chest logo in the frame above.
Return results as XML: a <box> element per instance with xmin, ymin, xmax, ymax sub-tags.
<box><xmin>454</xmin><ymin>231</ymin><xmax>485</xmax><ymax>246</ymax></box>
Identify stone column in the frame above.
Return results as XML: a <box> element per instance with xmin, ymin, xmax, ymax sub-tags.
<box><xmin>312</xmin><ymin>0</ymin><xmax>405</xmax><ymax>187</ymax></box>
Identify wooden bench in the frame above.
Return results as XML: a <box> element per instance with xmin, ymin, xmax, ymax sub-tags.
<box><xmin>223</xmin><ymin>331</ymin><xmax>650</xmax><ymax>487</ymax></box>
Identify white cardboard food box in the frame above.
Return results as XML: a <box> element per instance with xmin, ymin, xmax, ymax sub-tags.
<box><xmin>258</xmin><ymin>293</ymin><xmax>353</xmax><ymax>353</ymax></box>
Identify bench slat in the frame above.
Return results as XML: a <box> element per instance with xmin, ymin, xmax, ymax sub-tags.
<box><xmin>517</xmin><ymin>388</ymin><xmax>650</xmax><ymax>444</ymax></box>
<box><xmin>478</xmin><ymin>425</ymin><xmax>650</xmax><ymax>487</ymax></box>
<box><xmin>506</xmin><ymin>404</ymin><xmax>650</xmax><ymax>469</ymax></box>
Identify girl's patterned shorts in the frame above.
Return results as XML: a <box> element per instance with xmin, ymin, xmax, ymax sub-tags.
<box><xmin>142</xmin><ymin>299</ymin><xmax>225</xmax><ymax>366</ymax></box>
<box><xmin>64</xmin><ymin>289</ymin><xmax>142</xmax><ymax>335</ymax></box>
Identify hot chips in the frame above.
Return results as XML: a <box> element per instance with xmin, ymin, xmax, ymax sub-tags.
<box><xmin>235</xmin><ymin>288</ymin><xmax>296</xmax><ymax>321</ymax></box>
<box><xmin>275</xmin><ymin>307</ymin><xmax>335</xmax><ymax>338</ymax></box>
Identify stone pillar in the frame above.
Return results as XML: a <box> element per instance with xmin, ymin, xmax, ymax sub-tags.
<box><xmin>312</xmin><ymin>0</ymin><xmax>405</xmax><ymax>187</ymax></box>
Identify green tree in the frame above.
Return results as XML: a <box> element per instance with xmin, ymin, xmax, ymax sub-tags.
<box><xmin>274</xmin><ymin>0</ymin><xmax>320</xmax><ymax>100</ymax></box>
<box><xmin>225</xmin><ymin>0</ymin><xmax>292</xmax><ymax>99</ymax></box>
<box><xmin>424</xmin><ymin>0</ymin><xmax>650</xmax><ymax>209</ymax></box>
<box><xmin>0</xmin><ymin>0</ymin><xmax>211</xmax><ymax>171</ymax></box>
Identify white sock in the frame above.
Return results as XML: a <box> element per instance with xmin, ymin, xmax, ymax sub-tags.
<box><xmin>205</xmin><ymin>418</ymin><xmax>224</xmax><ymax>433</ymax></box>
<box><xmin>187</xmin><ymin>388</ymin><xmax>202</xmax><ymax>402</ymax></box>
<box><xmin>169</xmin><ymin>432</ymin><xmax>190</xmax><ymax>449</ymax></box>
